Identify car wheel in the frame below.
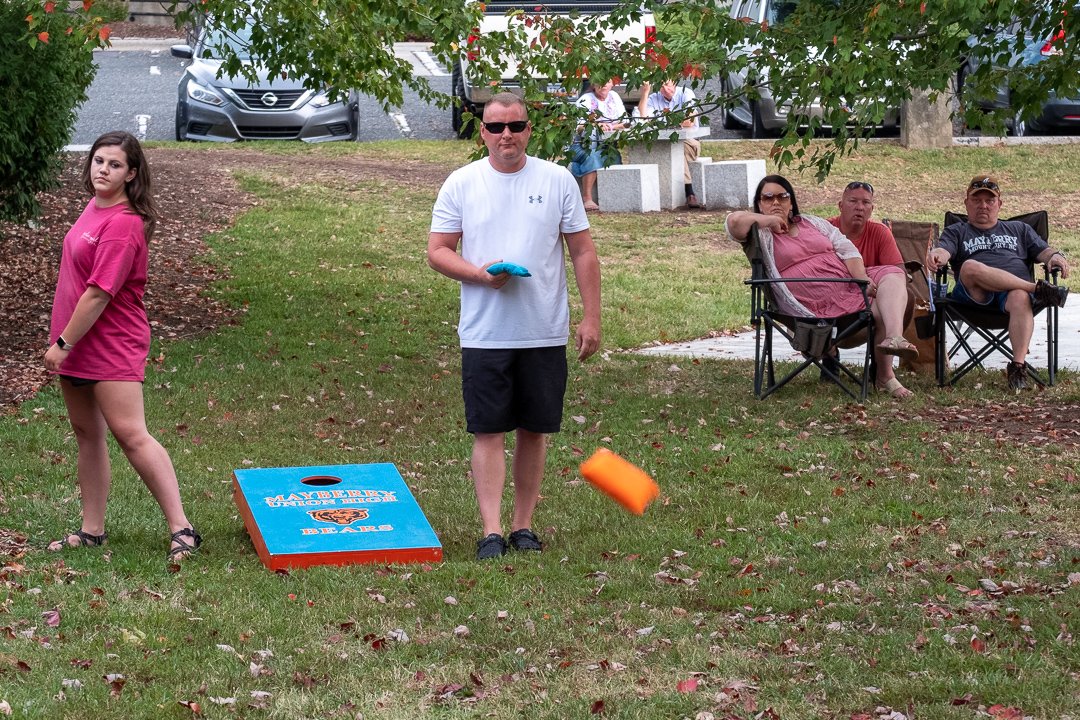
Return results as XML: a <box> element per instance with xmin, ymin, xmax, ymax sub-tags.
<box><xmin>1010</xmin><ymin>112</ymin><xmax>1028</xmax><ymax>137</ymax></box>
<box><xmin>720</xmin><ymin>81</ymin><xmax>742</xmax><ymax>130</ymax></box>
<box><xmin>174</xmin><ymin>103</ymin><xmax>186</xmax><ymax>141</ymax></box>
<box><xmin>955</xmin><ymin>63</ymin><xmax>969</xmax><ymax>103</ymax></box>
<box><xmin>349</xmin><ymin>103</ymin><xmax>360</xmax><ymax>141</ymax></box>
<box><xmin>750</xmin><ymin>101</ymin><xmax>769</xmax><ymax>139</ymax></box>
<box><xmin>451</xmin><ymin>63</ymin><xmax>476</xmax><ymax>139</ymax></box>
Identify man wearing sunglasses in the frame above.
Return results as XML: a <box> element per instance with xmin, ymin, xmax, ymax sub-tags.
<box><xmin>428</xmin><ymin>92</ymin><xmax>602</xmax><ymax>560</ymax></box>
<box><xmin>828</xmin><ymin>182</ymin><xmax>904</xmax><ymax>269</ymax></box>
<box><xmin>927</xmin><ymin>175</ymin><xmax>1070</xmax><ymax>390</ymax></box>
<box><xmin>822</xmin><ymin>180</ymin><xmax>915</xmax><ymax>392</ymax></box>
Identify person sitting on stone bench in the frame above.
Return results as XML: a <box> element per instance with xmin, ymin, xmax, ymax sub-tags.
<box><xmin>634</xmin><ymin>79</ymin><xmax>702</xmax><ymax>209</ymax></box>
<box><xmin>568</xmin><ymin>77</ymin><xmax>627</xmax><ymax>212</ymax></box>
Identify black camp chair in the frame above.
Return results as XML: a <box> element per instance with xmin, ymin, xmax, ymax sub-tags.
<box><xmin>934</xmin><ymin>210</ymin><xmax>1060</xmax><ymax>387</ymax></box>
<box><xmin>741</xmin><ymin>223</ymin><xmax>875</xmax><ymax>401</ymax></box>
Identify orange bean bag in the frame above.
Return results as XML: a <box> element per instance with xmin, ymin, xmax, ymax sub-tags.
<box><xmin>579</xmin><ymin>448</ymin><xmax>660</xmax><ymax>515</ymax></box>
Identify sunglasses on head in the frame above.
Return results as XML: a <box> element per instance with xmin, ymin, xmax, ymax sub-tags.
<box><xmin>760</xmin><ymin>191</ymin><xmax>791</xmax><ymax>202</ymax></box>
<box><xmin>846</xmin><ymin>181</ymin><xmax>874</xmax><ymax>194</ymax></box>
<box><xmin>483</xmin><ymin>120</ymin><xmax>529</xmax><ymax>134</ymax></box>
<box><xmin>969</xmin><ymin>178</ymin><xmax>999</xmax><ymax>192</ymax></box>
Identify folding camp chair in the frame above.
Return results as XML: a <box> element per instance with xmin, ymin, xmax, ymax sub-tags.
<box><xmin>882</xmin><ymin>219</ymin><xmax>941</xmax><ymax>373</ymax></box>
<box><xmin>741</xmin><ymin>223</ymin><xmax>875</xmax><ymax>401</ymax></box>
<box><xmin>933</xmin><ymin>210</ymin><xmax>1060</xmax><ymax>387</ymax></box>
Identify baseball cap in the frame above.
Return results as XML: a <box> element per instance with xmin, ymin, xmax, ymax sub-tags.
<box><xmin>967</xmin><ymin>175</ymin><xmax>1001</xmax><ymax>197</ymax></box>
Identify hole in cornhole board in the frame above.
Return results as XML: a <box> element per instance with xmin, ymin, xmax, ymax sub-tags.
<box><xmin>300</xmin><ymin>475</ymin><xmax>342</xmax><ymax>486</ymax></box>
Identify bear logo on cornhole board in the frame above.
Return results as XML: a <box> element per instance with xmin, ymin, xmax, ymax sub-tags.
<box><xmin>233</xmin><ymin>463</ymin><xmax>442</xmax><ymax>570</ymax></box>
<box><xmin>308</xmin><ymin>508</ymin><xmax>369</xmax><ymax>525</ymax></box>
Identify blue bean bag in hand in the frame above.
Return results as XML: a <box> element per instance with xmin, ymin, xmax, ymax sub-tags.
<box><xmin>486</xmin><ymin>262</ymin><xmax>531</xmax><ymax>277</ymax></box>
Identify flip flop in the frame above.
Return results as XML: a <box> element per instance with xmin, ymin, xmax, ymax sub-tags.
<box><xmin>583</xmin><ymin>201</ymin><xmax>600</xmax><ymax>212</ymax></box>
<box><xmin>878</xmin><ymin>336</ymin><xmax>919</xmax><ymax>361</ymax></box>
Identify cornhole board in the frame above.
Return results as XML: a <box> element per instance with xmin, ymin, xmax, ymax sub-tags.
<box><xmin>233</xmin><ymin>463</ymin><xmax>442</xmax><ymax>570</ymax></box>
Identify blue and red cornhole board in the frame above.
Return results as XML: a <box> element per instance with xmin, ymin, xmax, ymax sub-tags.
<box><xmin>233</xmin><ymin>463</ymin><xmax>442</xmax><ymax>570</ymax></box>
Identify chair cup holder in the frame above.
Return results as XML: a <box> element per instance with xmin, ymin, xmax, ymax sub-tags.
<box><xmin>793</xmin><ymin>321</ymin><xmax>834</xmax><ymax>357</ymax></box>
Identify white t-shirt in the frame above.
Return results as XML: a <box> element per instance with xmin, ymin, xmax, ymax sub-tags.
<box><xmin>431</xmin><ymin>156</ymin><xmax>590</xmax><ymax>348</ymax></box>
<box><xmin>576</xmin><ymin>90</ymin><xmax>627</xmax><ymax>142</ymax></box>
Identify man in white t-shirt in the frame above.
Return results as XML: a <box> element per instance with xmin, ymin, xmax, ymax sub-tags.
<box><xmin>428</xmin><ymin>92</ymin><xmax>602</xmax><ymax>560</ymax></box>
<box><xmin>636</xmin><ymin>79</ymin><xmax>702</xmax><ymax>208</ymax></box>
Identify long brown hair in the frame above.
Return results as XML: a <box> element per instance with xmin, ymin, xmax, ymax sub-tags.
<box><xmin>81</xmin><ymin>131</ymin><xmax>161</xmax><ymax>241</ymax></box>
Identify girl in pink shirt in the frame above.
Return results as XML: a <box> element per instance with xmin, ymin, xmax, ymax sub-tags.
<box><xmin>44</xmin><ymin>131</ymin><xmax>202</xmax><ymax>564</ymax></box>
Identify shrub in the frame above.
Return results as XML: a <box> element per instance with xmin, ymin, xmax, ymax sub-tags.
<box><xmin>0</xmin><ymin>2</ymin><xmax>104</xmax><ymax>222</ymax></box>
<box><xmin>95</xmin><ymin>0</ymin><xmax>129</xmax><ymax>23</ymax></box>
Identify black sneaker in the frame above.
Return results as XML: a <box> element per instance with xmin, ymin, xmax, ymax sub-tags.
<box><xmin>1034</xmin><ymin>280</ymin><xmax>1069</xmax><ymax>308</ymax></box>
<box><xmin>476</xmin><ymin>533</ymin><xmax>507</xmax><ymax>560</ymax></box>
<box><xmin>1006</xmin><ymin>361</ymin><xmax>1029</xmax><ymax>391</ymax></box>
<box><xmin>508</xmin><ymin>528</ymin><xmax>543</xmax><ymax>552</ymax></box>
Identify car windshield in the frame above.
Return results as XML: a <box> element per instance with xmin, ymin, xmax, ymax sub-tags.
<box><xmin>198</xmin><ymin>23</ymin><xmax>254</xmax><ymax>61</ymax></box>
<box><xmin>768</xmin><ymin>0</ymin><xmax>800</xmax><ymax>25</ymax></box>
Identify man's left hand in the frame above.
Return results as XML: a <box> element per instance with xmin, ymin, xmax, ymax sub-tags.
<box><xmin>1049</xmin><ymin>253</ymin><xmax>1070</xmax><ymax>280</ymax></box>
<box><xmin>575</xmin><ymin>319</ymin><xmax>601</xmax><ymax>361</ymax></box>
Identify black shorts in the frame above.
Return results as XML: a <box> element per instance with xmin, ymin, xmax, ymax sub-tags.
<box><xmin>462</xmin><ymin>346</ymin><xmax>568</xmax><ymax>434</ymax></box>
<box><xmin>59</xmin><ymin>374</ymin><xmax>99</xmax><ymax>387</ymax></box>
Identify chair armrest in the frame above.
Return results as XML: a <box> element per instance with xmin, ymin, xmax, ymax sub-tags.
<box><xmin>743</xmin><ymin>276</ymin><xmax>873</xmax><ymax>310</ymax></box>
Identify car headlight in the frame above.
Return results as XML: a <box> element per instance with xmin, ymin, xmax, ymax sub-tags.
<box><xmin>186</xmin><ymin>79</ymin><xmax>225</xmax><ymax>107</ymax></box>
<box><xmin>309</xmin><ymin>90</ymin><xmax>334</xmax><ymax>108</ymax></box>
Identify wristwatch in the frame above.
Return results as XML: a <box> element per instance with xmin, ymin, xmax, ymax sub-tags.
<box><xmin>55</xmin><ymin>335</ymin><xmax>74</xmax><ymax>350</ymax></box>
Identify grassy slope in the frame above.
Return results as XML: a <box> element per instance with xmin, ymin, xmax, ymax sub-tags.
<box><xmin>1</xmin><ymin>140</ymin><xmax>1078</xmax><ymax>720</ymax></box>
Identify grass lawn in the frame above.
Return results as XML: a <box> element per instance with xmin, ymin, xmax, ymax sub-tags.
<box><xmin>1</xmin><ymin>139</ymin><xmax>1078</xmax><ymax>719</ymax></box>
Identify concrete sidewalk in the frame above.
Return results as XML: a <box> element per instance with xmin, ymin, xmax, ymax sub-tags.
<box><xmin>635</xmin><ymin>314</ymin><xmax>1080</xmax><ymax>371</ymax></box>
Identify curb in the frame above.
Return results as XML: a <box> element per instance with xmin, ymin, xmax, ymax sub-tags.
<box><xmin>98</xmin><ymin>37</ymin><xmax>184</xmax><ymax>51</ymax></box>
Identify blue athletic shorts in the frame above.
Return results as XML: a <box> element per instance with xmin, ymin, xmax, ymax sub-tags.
<box><xmin>948</xmin><ymin>279</ymin><xmax>1011</xmax><ymax>313</ymax></box>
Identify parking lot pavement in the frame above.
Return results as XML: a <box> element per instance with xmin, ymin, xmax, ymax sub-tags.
<box><xmin>635</xmin><ymin>314</ymin><xmax>1080</xmax><ymax>371</ymax></box>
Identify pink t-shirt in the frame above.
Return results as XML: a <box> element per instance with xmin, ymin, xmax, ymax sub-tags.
<box><xmin>49</xmin><ymin>201</ymin><xmax>150</xmax><ymax>381</ymax></box>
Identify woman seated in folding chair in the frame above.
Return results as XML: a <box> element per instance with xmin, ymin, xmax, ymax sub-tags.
<box><xmin>728</xmin><ymin>174</ymin><xmax>917</xmax><ymax>398</ymax></box>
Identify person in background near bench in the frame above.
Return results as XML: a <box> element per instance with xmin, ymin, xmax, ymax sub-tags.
<box><xmin>569</xmin><ymin>77</ymin><xmax>628</xmax><ymax>212</ymax></box>
<box><xmin>635</xmin><ymin>79</ymin><xmax>702</xmax><ymax>209</ymax></box>
<box><xmin>428</xmin><ymin>93</ymin><xmax>602</xmax><ymax>560</ymax></box>
<box><xmin>727</xmin><ymin>174</ymin><xmax>918</xmax><ymax>398</ymax></box>
<box><xmin>824</xmin><ymin>180</ymin><xmax>912</xmax><ymax>395</ymax></box>
<box><xmin>926</xmin><ymin>175</ymin><xmax>1070</xmax><ymax>390</ymax></box>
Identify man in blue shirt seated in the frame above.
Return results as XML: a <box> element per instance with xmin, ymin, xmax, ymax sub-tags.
<box><xmin>635</xmin><ymin>79</ymin><xmax>702</xmax><ymax>209</ymax></box>
<box><xmin>926</xmin><ymin>175</ymin><xmax>1070</xmax><ymax>390</ymax></box>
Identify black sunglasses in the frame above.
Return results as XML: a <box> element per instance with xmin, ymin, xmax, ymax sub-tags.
<box><xmin>482</xmin><ymin>120</ymin><xmax>529</xmax><ymax>134</ymax></box>
<box><xmin>845</xmin><ymin>181</ymin><xmax>874</xmax><ymax>193</ymax></box>
<box><xmin>969</xmin><ymin>178</ymin><xmax>999</xmax><ymax>191</ymax></box>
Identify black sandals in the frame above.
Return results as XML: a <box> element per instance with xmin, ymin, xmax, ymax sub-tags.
<box><xmin>48</xmin><ymin>529</ymin><xmax>107</xmax><ymax>551</ymax></box>
<box><xmin>167</xmin><ymin>527</ymin><xmax>203</xmax><ymax>562</ymax></box>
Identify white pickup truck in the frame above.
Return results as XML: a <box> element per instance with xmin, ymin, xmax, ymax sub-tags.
<box><xmin>451</xmin><ymin>1</ymin><xmax>657</xmax><ymax>137</ymax></box>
